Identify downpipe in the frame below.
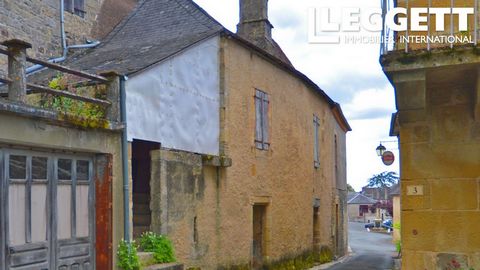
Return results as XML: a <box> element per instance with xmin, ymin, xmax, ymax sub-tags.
<box><xmin>19</xmin><ymin>0</ymin><xmax>101</xmax><ymax>76</ymax></box>
<box><xmin>120</xmin><ymin>75</ymin><xmax>130</xmax><ymax>242</ymax></box>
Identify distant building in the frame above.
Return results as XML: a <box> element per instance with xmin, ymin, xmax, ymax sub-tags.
<box><xmin>361</xmin><ymin>186</ymin><xmax>395</xmax><ymax>201</ymax></box>
<box><xmin>347</xmin><ymin>192</ymin><xmax>377</xmax><ymax>223</ymax></box>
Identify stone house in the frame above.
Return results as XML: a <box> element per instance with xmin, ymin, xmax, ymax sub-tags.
<box><xmin>63</xmin><ymin>0</ymin><xmax>351</xmax><ymax>268</ymax></box>
<box><xmin>381</xmin><ymin>0</ymin><xmax>480</xmax><ymax>268</ymax></box>
<box><xmin>361</xmin><ymin>185</ymin><xmax>395</xmax><ymax>201</ymax></box>
<box><xmin>347</xmin><ymin>192</ymin><xmax>377</xmax><ymax>223</ymax></box>
<box><xmin>1</xmin><ymin>0</ymin><xmax>351</xmax><ymax>269</ymax></box>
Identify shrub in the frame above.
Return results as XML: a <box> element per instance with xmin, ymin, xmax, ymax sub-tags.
<box><xmin>117</xmin><ymin>240</ymin><xmax>140</xmax><ymax>270</ymax></box>
<box><xmin>139</xmin><ymin>232</ymin><xmax>176</xmax><ymax>264</ymax></box>
<box><xmin>318</xmin><ymin>246</ymin><xmax>333</xmax><ymax>264</ymax></box>
<box><xmin>42</xmin><ymin>74</ymin><xmax>106</xmax><ymax>120</ymax></box>
<box><xmin>395</xmin><ymin>240</ymin><xmax>401</xmax><ymax>254</ymax></box>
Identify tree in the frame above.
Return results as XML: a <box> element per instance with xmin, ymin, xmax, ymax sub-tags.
<box><xmin>367</xmin><ymin>171</ymin><xmax>399</xmax><ymax>200</ymax></box>
<box><xmin>367</xmin><ymin>171</ymin><xmax>399</xmax><ymax>188</ymax></box>
<box><xmin>347</xmin><ymin>184</ymin><xmax>355</xmax><ymax>192</ymax></box>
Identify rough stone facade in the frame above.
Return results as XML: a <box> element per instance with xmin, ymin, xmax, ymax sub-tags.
<box><xmin>0</xmin><ymin>0</ymin><xmax>136</xmax><ymax>74</ymax></box>
<box><xmin>383</xmin><ymin>48</ymin><xmax>480</xmax><ymax>269</ymax></box>
<box><xmin>150</xmin><ymin>35</ymin><xmax>349</xmax><ymax>269</ymax></box>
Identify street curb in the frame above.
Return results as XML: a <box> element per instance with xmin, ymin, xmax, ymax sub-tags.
<box><xmin>308</xmin><ymin>247</ymin><xmax>353</xmax><ymax>270</ymax></box>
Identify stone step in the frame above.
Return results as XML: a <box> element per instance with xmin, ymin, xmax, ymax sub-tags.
<box><xmin>144</xmin><ymin>263</ymin><xmax>184</xmax><ymax>270</ymax></box>
<box><xmin>133</xmin><ymin>203</ymin><xmax>151</xmax><ymax>215</ymax></box>
<box><xmin>133</xmin><ymin>193</ymin><xmax>150</xmax><ymax>204</ymax></box>
<box><xmin>133</xmin><ymin>214</ymin><xmax>151</xmax><ymax>226</ymax></box>
<box><xmin>133</xmin><ymin>225</ymin><xmax>150</xmax><ymax>239</ymax></box>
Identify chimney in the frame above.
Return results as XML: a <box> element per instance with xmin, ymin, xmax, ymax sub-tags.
<box><xmin>237</xmin><ymin>0</ymin><xmax>273</xmax><ymax>46</ymax></box>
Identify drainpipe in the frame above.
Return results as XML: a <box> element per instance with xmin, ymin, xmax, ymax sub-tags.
<box><xmin>120</xmin><ymin>75</ymin><xmax>130</xmax><ymax>241</ymax></box>
<box><xmin>23</xmin><ymin>0</ymin><xmax>100</xmax><ymax>75</ymax></box>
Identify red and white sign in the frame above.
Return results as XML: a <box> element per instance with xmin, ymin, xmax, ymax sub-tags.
<box><xmin>382</xmin><ymin>151</ymin><xmax>395</xmax><ymax>166</ymax></box>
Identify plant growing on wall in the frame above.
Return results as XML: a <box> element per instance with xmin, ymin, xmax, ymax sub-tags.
<box><xmin>42</xmin><ymin>74</ymin><xmax>106</xmax><ymax>120</ymax></box>
<box><xmin>139</xmin><ymin>232</ymin><xmax>176</xmax><ymax>264</ymax></box>
<box><xmin>117</xmin><ymin>240</ymin><xmax>140</xmax><ymax>270</ymax></box>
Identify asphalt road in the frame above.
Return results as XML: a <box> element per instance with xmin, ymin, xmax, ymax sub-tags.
<box><xmin>328</xmin><ymin>222</ymin><xmax>396</xmax><ymax>270</ymax></box>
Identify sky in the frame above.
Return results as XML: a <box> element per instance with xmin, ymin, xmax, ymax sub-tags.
<box><xmin>193</xmin><ymin>0</ymin><xmax>400</xmax><ymax>191</ymax></box>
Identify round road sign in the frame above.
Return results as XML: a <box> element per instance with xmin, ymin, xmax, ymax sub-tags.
<box><xmin>382</xmin><ymin>151</ymin><xmax>395</xmax><ymax>166</ymax></box>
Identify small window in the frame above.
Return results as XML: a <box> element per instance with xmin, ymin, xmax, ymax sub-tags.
<box><xmin>313</xmin><ymin>115</ymin><xmax>320</xmax><ymax>168</ymax></box>
<box><xmin>58</xmin><ymin>159</ymin><xmax>72</xmax><ymax>180</ymax></box>
<box><xmin>359</xmin><ymin>205</ymin><xmax>369</xmax><ymax>216</ymax></box>
<box><xmin>255</xmin><ymin>89</ymin><xmax>270</xmax><ymax>150</ymax></box>
<box><xmin>9</xmin><ymin>155</ymin><xmax>27</xmax><ymax>179</ymax></box>
<box><xmin>64</xmin><ymin>0</ymin><xmax>85</xmax><ymax>18</ymax></box>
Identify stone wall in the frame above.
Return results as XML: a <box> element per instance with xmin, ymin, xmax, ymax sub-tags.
<box><xmin>173</xmin><ymin>36</ymin><xmax>347</xmax><ymax>269</ymax></box>
<box><xmin>146</xmin><ymin>36</ymin><xmax>349</xmax><ymax>269</ymax></box>
<box><xmin>0</xmin><ymin>0</ymin><xmax>137</xmax><ymax>75</ymax></box>
<box><xmin>384</xmin><ymin>50</ymin><xmax>480</xmax><ymax>269</ymax></box>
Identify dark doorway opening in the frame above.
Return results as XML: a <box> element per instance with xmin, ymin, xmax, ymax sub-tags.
<box><xmin>132</xmin><ymin>139</ymin><xmax>160</xmax><ymax>238</ymax></box>
<box><xmin>313</xmin><ymin>207</ymin><xmax>320</xmax><ymax>251</ymax></box>
<box><xmin>335</xmin><ymin>203</ymin><xmax>339</xmax><ymax>255</ymax></box>
<box><xmin>252</xmin><ymin>204</ymin><xmax>267</xmax><ymax>269</ymax></box>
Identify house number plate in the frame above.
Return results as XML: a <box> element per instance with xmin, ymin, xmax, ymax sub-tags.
<box><xmin>407</xmin><ymin>185</ymin><xmax>424</xmax><ymax>196</ymax></box>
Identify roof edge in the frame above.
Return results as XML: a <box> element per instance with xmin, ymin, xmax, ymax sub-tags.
<box><xmin>126</xmin><ymin>31</ymin><xmax>223</xmax><ymax>76</ymax></box>
<box><xmin>221</xmin><ymin>30</ymin><xmax>351</xmax><ymax>133</ymax></box>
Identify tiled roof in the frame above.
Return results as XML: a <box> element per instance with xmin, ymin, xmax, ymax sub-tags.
<box><xmin>68</xmin><ymin>0</ymin><xmax>224</xmax><ymax>75</ymax></box>
<box><xmin>348</xmin><ymin>193</ymin><xmax>377</xmax><ymax>205</ymax></box>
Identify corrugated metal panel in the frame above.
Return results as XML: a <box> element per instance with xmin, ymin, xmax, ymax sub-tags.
<box><xmin>126</xmin><ymin>37</ymin><xmax>220</xmax><ymax>155</ymax></box>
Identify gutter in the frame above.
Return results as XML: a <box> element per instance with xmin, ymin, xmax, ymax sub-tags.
<box><xmin>120</xmin><ymin>75</ymin><xmax>130</xmax><ymax>241</ymax></box>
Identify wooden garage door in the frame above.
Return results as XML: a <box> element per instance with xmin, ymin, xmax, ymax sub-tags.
<box><xmin>1</xmin><ymin>149</ymin><xmax>95</xmax><ymax>270</ymax></box>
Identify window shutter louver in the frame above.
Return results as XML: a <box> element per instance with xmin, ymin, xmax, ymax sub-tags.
<box><xmin>262</xmin><ymin>93</ymin><xmax>269</xmax><ymax>149</ymax></box>
<box><xmin>314</xmin><ymin>115</ymin><xmax>320</xmax><ymax>167</ymax></box>
<box><xmin>255</xmin><ymin>90</ymin><xmax>263</xmax><ymax>149</ymax></box>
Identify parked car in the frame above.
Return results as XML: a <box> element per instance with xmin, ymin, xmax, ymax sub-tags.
<box><xmin>382</xmin><ymin>219</ymin><xmax>393</xmax><ymax>229</ymax></box>
<box><xmin>365</xmin><ymin>219</ymin><xmax>393</xmax><ymax>230</ymax></box>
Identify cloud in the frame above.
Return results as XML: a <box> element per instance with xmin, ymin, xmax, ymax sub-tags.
<box><xmin>348</xmin><ymin>108</ymin><xmax>394</xmax><ymax>121</ymax></box>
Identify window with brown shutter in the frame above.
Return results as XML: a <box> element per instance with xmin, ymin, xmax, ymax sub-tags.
<box><xmin>254</xmin><ymin>89</ymin><xmax>270</xmax><ymax>150</ymax></box>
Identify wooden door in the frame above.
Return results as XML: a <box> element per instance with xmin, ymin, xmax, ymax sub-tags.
<box><xmin>2</xmin><ymin>150</ymin><xmax>95</xmax><ymax>270</ymax></box>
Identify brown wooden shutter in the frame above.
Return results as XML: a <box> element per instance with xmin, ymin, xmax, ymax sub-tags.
<box><xmin>255</xmin><ymin>90</ymin><xmax>263</xmax><ymax>149</ymax></box>
<box><xmin>262</xmin><ymin>92</ymin><xmax>270</xmax><ymax>149</ymax></box>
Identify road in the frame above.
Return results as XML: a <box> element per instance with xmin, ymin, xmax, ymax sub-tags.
<box><xmin>328</xmin><ymin>222</ymin><xmax>396</xmax><ymax>270</ymax></box>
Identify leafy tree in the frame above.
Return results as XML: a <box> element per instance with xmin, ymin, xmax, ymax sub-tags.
<box><xmin>347</xmin><ymin>184</ymin><xmax>355</xmax><ymax>192</ymax></box>
<box><xmin>367</xmin><ymin>171</ymin><xmax>399</xmax><ymax>188</ymax></box>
